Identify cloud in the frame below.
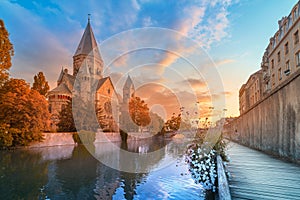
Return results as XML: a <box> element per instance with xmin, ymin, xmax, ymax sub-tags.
<box><xmin>131</xmin><ymin>81</ymin><xmax>218</xmax><ymax>119</ymax></box>
<box><xmin>215</xmin><ymin>59</ymin><xmax>236</xmax><ymax>66</ymax></box>
<box><xmin>158</xmin><ymin>52</ymin><xmax>180</xmax><ymax>67</ymax></box>
<box><xmin>1</xmin><ymin>0</ymin><xmax>236</xmax><ymax>96</ymax></box>
<box><xmin>1</xmin><ymin>1</ymin><xmax>73</xmax><ymax>89</ymax></box>
<box><xmin>112</xmin><ymin>54</ymin><xmax>129</xmax><ymax>68</ymax></box>
<box><xmin>184</xmin><ymin>78</ymin><xmax>207</xmax><ymax>89</ymax></box>
<box><xmin>221</xmin><ymin>91</ymin><xmax>233</xmax><ymax>96</ymax></box>
<box><xmin>134</xmin><ymin>83</ymin><xmax>182</xmax><ymax>118</ymax></box>
<box><xmin>131</xmin><ymin>0</ymin><xmax>141</xmax><ymax>11</ymax></box>
<box><xmin>154</xmin><ymin>0</ymin><xmax>236</xmax><ymax>72</ymax></box>
<box><xmin>142</xmin><ymin>16</ymin><xmax>154</xmax><ymax>27</ymax></box>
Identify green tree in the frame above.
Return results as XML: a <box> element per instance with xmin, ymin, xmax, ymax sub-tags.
<box><xmin>129</xmin><ymin>96</ymin><xmax>151</xmax><ymax>131</ymax></box>
<box><xmin>119</xmin><ymin>111</ymin><xmax>139</xmax><ymax>133</ymax></box>
<box><xmin>72</xmin><ymin>95</ymin><xmax>99</xmax><ymax>132</ymax></box>
<box><xmin>0</xmin><ymin>19</ymin><xmax>14</xmax><ymax>86</ymax></box>
<box><xmin>0</xmin><ymin>78</ymin><xmax>50</xmax><ymax>147</ymax></box>
<box><xmin>96</xmin><ymin>105</ymin><xmax>117</xmax><ymax>132</ymax></box>
<box><xmin>57</xmin><ymin>100</ymin><xmax>77</xmax><ymax>132</ymax></box>
<box><xmin>31</xmin><ymin>71</ymin><xmax>50</xmax><ymax>96</ymax></box>
<box><xmin>148</xmin><ymin>112</ymin><xmax>164</xmax><ymax>134</ymax></box>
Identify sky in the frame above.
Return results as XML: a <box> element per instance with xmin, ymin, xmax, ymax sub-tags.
<box><xmin>0</xmin><ymin>0</ymin><xmax>298</xmax><ymax>120</ymax></box>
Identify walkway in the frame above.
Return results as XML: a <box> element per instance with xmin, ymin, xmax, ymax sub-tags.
<box><xmin>227</xmin><ymin>142</ymin><xmax>300</xmax><ymax>200</ymax></box>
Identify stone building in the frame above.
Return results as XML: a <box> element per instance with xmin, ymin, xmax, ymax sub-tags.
<box><xmin>261</xmin><ymin>1</ymin><xmax>300</xmax><ymax>93</ymax></box>
<box><xmin>239</xmin><ymin>84</ymin><xmax>248</xmax><ymax>115</ymax></box>
<box><xmin>239</xmin><ymin>0</ymin><xmax>300</xmax><ymax>115</ymax></box>
<box><xmin>47</xmin><ymin>18</ymin><xmax>120</xmax><ymax>130</ymax></box>
<box><xmin>239</xmin><ymin>70</ymin><xmax>263</xmax><ymax>114</ymax></box>
<box><xmin>48</xmin><ymin>68</ymin><xmax>74</xmax><ymax>128</ymax></box>
<box><xmin>119</xmin><ymin>75</ymin><xmax>137</xmax><ymax>132</ymax></box>
<box><xmin>121</xmin><ymin>75</ymin><xmax>135</xmax><ymax>112</ymax></box>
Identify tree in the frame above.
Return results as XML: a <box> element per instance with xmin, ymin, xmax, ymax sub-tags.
<box><xmin>162</xmin><ymin>113</ymin><xmax>181</xmax><ymax>133</ymax></box>
<box><xmin>148</xmin><ymin>112</ymin><xmax>164</xmax><ymax>134</ymax></box>
<box><xmin>57</xmin><ymin>100</ymin><xmax>76</xmax><ymax>132</ymax></box>
<box><xmin>96</xmin><ymin>105</ymin><xmax>117</xmax><ymax>132</ymax></box>
<box><xmin>0</xmin><ymin>19</ymin><xmax>14</xmax><ymax>86</ymax></box>
<box><xmin>71</xmin><ymin>95</ymin><xmax>100</xmax><ymax>132</ymax></box>
<box><xmin>119</xmin><ymin>111</ymin><xmax>138</xmax><ymax>133</ymax></box>
<box><xmin>129</xmin><ymin>96</ymin><xmax>151</xmax><ymax>131</ymax></box>
<box><xmin>0</xmin><ymin>78</ymin><xmax>50</xmax><ymax>147</ymax></box>
<box><xmin>31</xmin><ymin>72</ymin><xmax>50</xmax><ymax>96</ymax></box>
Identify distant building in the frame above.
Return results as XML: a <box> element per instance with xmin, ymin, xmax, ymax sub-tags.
<box><xmin>47</xmin><ymin>18</ymin><xmax>134</xmax><ymax>131</ymax></box>
<box><xmin>239</xmin><ymin>1</ymin><xmax>300</xmax><ymax>115</ymax></box>
<box><xmin>121</xmin><ymin>75</ymin><xmax>135</xmax><ymax>113</ymax></box>
<box><xmin>239</xmin><ymin>70</ymin><xmax>263</xmax><ymax>114</ymax></box>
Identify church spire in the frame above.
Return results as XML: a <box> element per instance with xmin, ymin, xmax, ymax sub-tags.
<box><xmin>74</xmin><ymin>15</ymin><xmax>101</xmax><ymax>59</ymax></box>
<box><xmin>123</xmin><ymin>75</ymin><xmax>134</xmax><ymax>90</ymax></box>
<box><xmin>123</xmin><ymin>75</ymin><xmax>135</xmax><ymax>104</ymax></box>
<box><xmin>73</xmin><ymin>15</ymin><xmax>103</xmax><ymax>78</ymax></box>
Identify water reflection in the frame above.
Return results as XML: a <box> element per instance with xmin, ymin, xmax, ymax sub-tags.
<box><xmin>0</xmin><ymin>138</ymin><xmax>205</xmax><ymax>200</ymax></box>
<box><xmin>0</xmin><ymin>149</ymin><xmax>49</xmax><ymax>200</ymax></box>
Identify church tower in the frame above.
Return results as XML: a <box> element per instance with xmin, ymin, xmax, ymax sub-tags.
<box><xmin>73</xmin><ymin>16</ymin><xmax>103</xmax><ymax>79</ymax></box>
<box><xmin>123</xmin><ymin>75</ymin><xmax>135</xmax><ymax>104</ymax></box>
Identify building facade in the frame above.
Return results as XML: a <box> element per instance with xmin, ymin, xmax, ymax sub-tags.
<box><xmin>239</xmin><ymin>0</ymin><xmax>300</xmax><ymax>115</ymax></box>
<box><xmin>261</xmin><ymin>1</ymin><xmax>300</xmax><ymax>93</ymax></box>
<box><xmin>47</xmin><ymin>18</ymin><xmax>131</xmax><ymax>131</ymax></box>
<box><xmin>239</xmin><ymin>70</ymin><xmax>263</xmax><ymax>114</ymax></box>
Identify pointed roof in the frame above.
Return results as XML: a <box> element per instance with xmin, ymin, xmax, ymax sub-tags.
<box><xmin>96</xmin><ymin>77</ymin><xmax>110</xmax><ymax>90</ymax></box>
<box><xmin>74</xmin><ymin>18</ymin><xmax>101</xmax><ymax>59</ymax></box>
<box><xmin>57</xmin><ymin>67</ymin><xmax>75</xmax><ymax>87</ymax></box>
<box><xmin>48</xmin><ymin>83</ymin><xmax>72</xmax><ymax>96</ymax></box>
<box><xmin>57</xmin><ymin>67</ymin><xmax>64</xmax><ymax>82</ymax></box>
<box><xmin>123</xmin><ymin>75</ymin><xmax>134</xmax><ymax>90</ymax></box>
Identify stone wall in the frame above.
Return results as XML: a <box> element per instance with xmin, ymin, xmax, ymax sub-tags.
<box><xmin>228</xmin><ymin>70</ymin><xmax>300</xmax><ymax>161</ymax></box>
<box><xmin>29</xmin><ymin>132</ymin><xmax>75</xmax><ymax>148</ymax></box>
<box><xmin>29</xmin><ymin>132</ymin><xmax>154</xmax><ymax>148</ymax></box>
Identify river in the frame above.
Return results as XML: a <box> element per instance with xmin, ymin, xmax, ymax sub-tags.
<box><xmin>0</xmin><ymin>138</ymin><xmax>206</xmax><ymax>200</ymax></box>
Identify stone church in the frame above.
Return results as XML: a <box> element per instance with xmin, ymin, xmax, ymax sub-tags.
<box><xmin>47</xmin><ymin>18</ymin><xmax>135</xmax><ymax>131</ymax></box>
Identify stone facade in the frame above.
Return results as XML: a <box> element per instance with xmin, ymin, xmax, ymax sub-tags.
<box><xmin>233</xmin><ymin>1</ymin><xmax>300</xmax><ymax>161</ymax></box>
<box><xmin>240</xmin><ymin>1</ymin><xmax>300</xmax><ymax>115</ymax></box>
<box><xmin>47</xmin><ymin>18</ymin><xmax>127</xmax><ymax>131</ymax></box>
<box><xmin>261</xmin><ymin>1</ymin><xmax>300</xmax><ymax>93</ymax></box>
<box><xmin>121</xmin><ymin>76</ymin><xmax>135</xmax><ymax>112</ymax></box>
<box><xmin>229</xmin><ymin>71</ymin><xmax>300</xmax><ymax>162</ymax></box>
<box><xmin>239</xmin><ymin>70</ymin><xmax>263</xmax><ymax>114</ymax></box>
<box><xmin>47</xmin><ymin>68</ymin><xmax>74</xmax><ymax>129</ymax></box>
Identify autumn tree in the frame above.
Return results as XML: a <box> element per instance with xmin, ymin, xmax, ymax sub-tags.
<box><xmin>57</xmin><ymin>100</ymin><xmax>76</xmax><ymax>132</ymax></box>
<box><xmin>162</xmin><ymin>113</ymin><xmax>181</xmax><ymax>133</ymax></box>
<box><xmin>0</xmin><ymin>79</ymin><xmax>50</xmax><ymax>147</ymax></box>
<box><xmin>0</xmin><ymin>19</ymin><xmax>14</xmax><ymax>86</ymax></box>
<box><xmin>129</xmin><ymin>96</ymin><xmax>151</xmax><ymax>131</ymax></box>
<box><xmin>31</xmin><ymin>72</ymin><xmax>50</xmax><ymax>96</ymax></box>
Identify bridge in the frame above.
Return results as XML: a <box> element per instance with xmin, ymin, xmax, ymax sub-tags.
<box><xmin>227</xmin><ymin>142</ymin><xmax>300</xmax><ymax>199</ymax></box>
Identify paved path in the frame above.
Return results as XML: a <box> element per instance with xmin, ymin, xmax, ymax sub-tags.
<box><xmin>227</xmin><ymin>142</ymin><xmax>300</xmax><ymax>200</ymax></box>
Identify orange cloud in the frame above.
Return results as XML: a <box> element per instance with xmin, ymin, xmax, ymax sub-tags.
<box><xmin>158</xmin><ymin>52</ymin><xmax>180</xmax><ymax>67</ymax></box>
<box><xmin>133</xmin><ymin>82</ymin><xmax>218</xmax><ymax>120</ymax></box>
